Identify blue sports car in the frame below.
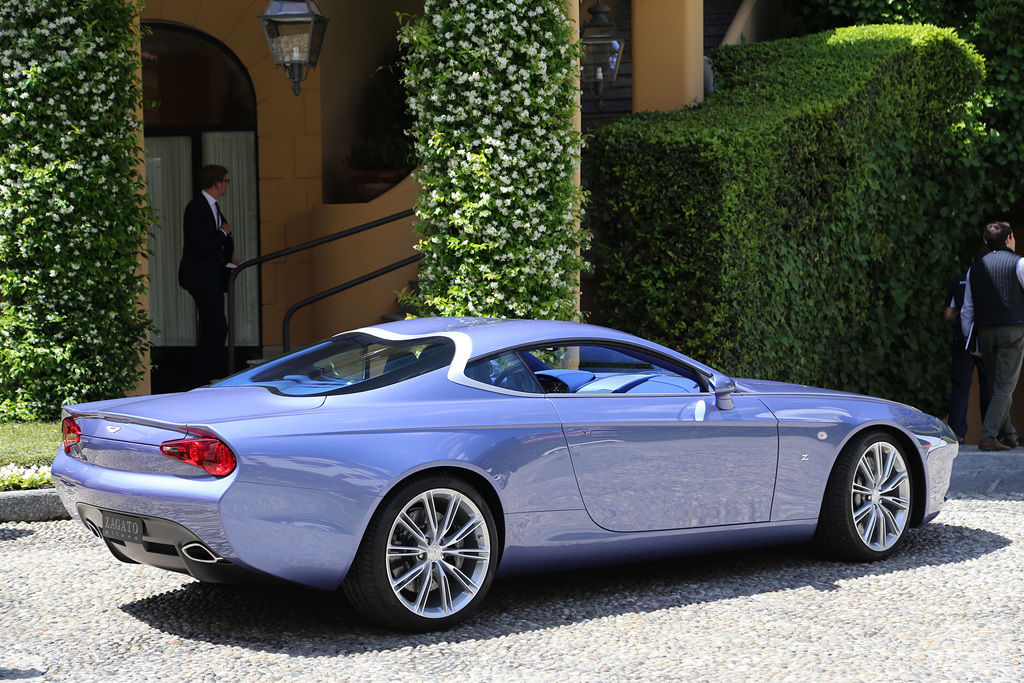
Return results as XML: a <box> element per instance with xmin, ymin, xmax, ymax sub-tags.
<box><xmin>53</xmin><ymin>317</ymin><xmax>958</xmax><ymax>631</ymax></box>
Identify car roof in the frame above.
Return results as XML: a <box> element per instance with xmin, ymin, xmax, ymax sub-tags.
<box><xmin>355</xmin><ymin>317</ymin><xmax>697</xmax><ymax>366</ymax></box>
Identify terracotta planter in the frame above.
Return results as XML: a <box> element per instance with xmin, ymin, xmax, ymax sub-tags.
<box><xmin>351</xmin><ymin>169</ymin><xmax>411</xmax><ymax>202</ymax></box>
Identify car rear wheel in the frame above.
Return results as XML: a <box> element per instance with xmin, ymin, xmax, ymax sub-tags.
<box><xmin>343</xmin><ymin>475</ymin><xmax>497</xmax><ymax>631</ymax></box>
<box><xmin>816</xmin><ymin>431</ymin><xmax>913</xmax><ymax>561</ymax></box>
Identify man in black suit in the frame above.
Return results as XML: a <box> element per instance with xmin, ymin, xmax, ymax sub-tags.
<box><xmin>178</xmin><ymin>164</ymin><xmax>235</xmax><ymax>389</ymax></box>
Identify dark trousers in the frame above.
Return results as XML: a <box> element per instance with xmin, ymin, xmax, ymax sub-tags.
<box><xmin>949</xmin><ymin>343</ymin><xmax>991</xmax><ymax>440</ymax></box>
<box><xmin>977</xmin><ymin>325</ymin><xmax>1024</xmax><ymax>443</ymax></box>
<box><xmin>185</xmin><ymin>288</ymin><xmax>227</xmax><ymax>390</ymax></box>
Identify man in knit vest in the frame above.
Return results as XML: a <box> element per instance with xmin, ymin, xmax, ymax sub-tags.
<box><xmin>961</xmin><ymin>221</ymin><xmax>1024</xmax><ymax>451</ymax></box>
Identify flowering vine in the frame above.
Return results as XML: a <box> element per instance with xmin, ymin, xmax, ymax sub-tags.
<box><xmin>399</xmin><ymin>0</ymin><xmax>589</xmax><ymax>321</ymax></box>
<box><xmin>0</xmin><ymin>0</ymin><xmax>152</xmax><ymax>420</ymax></box>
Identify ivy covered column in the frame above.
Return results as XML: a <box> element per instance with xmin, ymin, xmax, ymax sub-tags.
<box><xmin>0</xmin><ymin>0</ymin><xmax>152</xmax><ymax>420</ymax></box>
<box><xmin>399</xmin><ymin>0</ymin><xmax>589</xmax><ymax>321</ymax></box>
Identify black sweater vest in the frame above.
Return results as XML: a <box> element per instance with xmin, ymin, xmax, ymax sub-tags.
<box><xmin>971</xmin><ymin>248</ymin><xmax>1024</xmax><ymax>326</ymax></box>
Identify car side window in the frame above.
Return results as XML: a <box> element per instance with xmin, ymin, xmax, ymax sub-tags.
<box><xmin>522</xmin><ymin>343</ymin><xmax>705</xmax><ymax>395</ymax></box>
<box><xmin>465</xmin><ymin>351</ymin><xmax>544</xmax><ymax>394</ymax></box>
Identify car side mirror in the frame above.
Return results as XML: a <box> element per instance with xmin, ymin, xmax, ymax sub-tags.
<box><xmin>714</xmin><ymin>377</ymin><xmax>736</xmax><ymax>411</ymax></box>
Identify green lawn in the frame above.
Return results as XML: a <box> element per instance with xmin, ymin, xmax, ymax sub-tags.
<box><xmin>0</xmin><ymin>421</ymin><xmax>60</xmax><ymax>468</ymax></box>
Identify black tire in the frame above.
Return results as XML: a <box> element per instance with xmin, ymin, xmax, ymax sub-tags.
<box><xmin>815</xmin><ymin>431</ymin><xmax>914</xmax><ymax>562</ymax></box>
<box><xmin>343</xmin><ymin>475</ymin><xmax>498</xmax><ymax>632</ymax></box>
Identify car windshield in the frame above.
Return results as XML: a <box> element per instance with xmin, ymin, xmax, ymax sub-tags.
<box><xmin>214</xmin><ymin>333</ymin><xmax>455</xmax><ymax>396</ymax></box>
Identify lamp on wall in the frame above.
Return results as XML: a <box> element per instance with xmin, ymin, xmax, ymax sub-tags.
<box><xmin>579</xmin><ymin>1</ymin><xmax>624</xmax><ymax>108</ymax></box>
<box><xmin>258</xmin><ymin>0</ymin><xmax>330</xmax><ymax>96</ymax></box>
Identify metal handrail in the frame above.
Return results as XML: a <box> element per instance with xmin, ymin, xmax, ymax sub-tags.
<box><xmin>282</xmin><ymin>252</ymin><xmax>422</xmax><ymax>352</ymax></box>
<box><xmin>226</xmin><ymin>208</ymin><xmax>416</xmax><ymax>370</ymax></box>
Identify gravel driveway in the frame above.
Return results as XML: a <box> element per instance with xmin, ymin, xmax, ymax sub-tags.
<box><xmin>2</xmin><ymin>493</ymin><xmax>1021</xmax><ymax>682</ymax></box>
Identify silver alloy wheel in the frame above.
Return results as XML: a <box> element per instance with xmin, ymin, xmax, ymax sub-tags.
<box><xmin>385</xmin><ymin>487</ymin><xmax>492</xmax><ymax>619</ymax></box>
<box><xmin>850</xmin><ymin>440</ymin><xmax>911</xmax><ymax>552</ymax></box>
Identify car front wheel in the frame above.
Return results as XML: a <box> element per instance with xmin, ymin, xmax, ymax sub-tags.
<box><xmin>343</xmin><ymin>475</ymin><xmax>497</xmax><ymax>631</ymax></box>
<box><xmin>816</xmin><ymin>431</ymin><xmax>913</xmax><ymax>561</ymax></box>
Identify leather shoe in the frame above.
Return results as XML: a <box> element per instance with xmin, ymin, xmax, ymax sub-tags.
<box><xmin>1000</xmin><ymin>438</ymin><xmax>1019</xmax><ymax>448</ymax></box>
<box><xmin>979</xmin><ymin>440</ymin><xmax>1012</xmax><ymax>451</ymax></box>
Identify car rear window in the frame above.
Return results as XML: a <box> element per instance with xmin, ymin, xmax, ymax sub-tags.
<box><xmin>214</xmin><ymin>334</ymin><xmax>455</xmax><ymax>396</ymax></box>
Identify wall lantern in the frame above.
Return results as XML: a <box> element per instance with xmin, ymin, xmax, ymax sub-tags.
<box><xmin>579</xmin><ymin>1</ymin><xmax>624</xmax><ymax>107</ymax></box>
<box><xmin>258</xmin><ymin>0</ymin><xmax>330</xmax><ymax>96</ymax></box>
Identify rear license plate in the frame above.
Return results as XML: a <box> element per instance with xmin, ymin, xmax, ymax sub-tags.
<box><xmin>101</xmin><ymin>511</ymin><xmax>144</xmax><ymax>544</ymax></box>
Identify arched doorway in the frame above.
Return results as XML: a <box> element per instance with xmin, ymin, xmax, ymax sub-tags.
<box><xmin>141</xmin><ymin>24</ymin><xmax>260</xmax><ymax>393</ymax></box>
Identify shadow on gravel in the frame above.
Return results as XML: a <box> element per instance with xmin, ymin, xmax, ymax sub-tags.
<box><xmin>947</xmin><ymin>488</ymin><xmax>1024</xmax><ymax>502</ymax></box>
<box><xmin>0</xmin><ymin>527</ymin><xmax>35</xmax><ymax>542</ymax></box>
<box><xmin>119</xmin><ymin>520</ymin><xmax>1010</xmax><ymax>655</ymax></box>
<box><xmin>0</xmin><ymin>668</ymin><xmax>46</xmax><ymax>680</ymax></box>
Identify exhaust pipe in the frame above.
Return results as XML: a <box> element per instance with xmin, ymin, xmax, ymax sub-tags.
<box><xmin>181</xmin><ymin>542</ymin><xmax>224</xmax><ymax>564</ymax></box>
<box><xmin>84</xmin><ymin>519</ymin><xmax>102</xmax><ymax>538</ymax></box>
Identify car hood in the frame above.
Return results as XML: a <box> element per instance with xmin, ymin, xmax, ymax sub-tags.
<box><xmin>735</xmin><ymin>378</ymin><xmax>873</xmax><ymax>400</ymax></box>
<box><xmin>65</xmin><ymin>386</ymin><xmax>326</xmax><ymax>427</ymax></box>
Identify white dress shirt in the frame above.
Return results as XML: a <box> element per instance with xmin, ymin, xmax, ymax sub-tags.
<box><xmin>202</xmin><ymin>190</ymin><xmax>228</xmax><ymax>234</ymax></box>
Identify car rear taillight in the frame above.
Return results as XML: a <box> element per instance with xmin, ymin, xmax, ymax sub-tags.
<box><xmin>160</xmin><ymin>431</ymin><xmax>236</xmax><ymax>476</ymax></box>
<box><xmin>62</xmin><ymin>417</ymin><xmax>82</xmax><ymax>453</ymax></box>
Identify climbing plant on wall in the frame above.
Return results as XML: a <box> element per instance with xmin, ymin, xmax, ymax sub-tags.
<box><xmin>399</xmin><ymin>0</ymin><xmax>589</xmax><ymax>320</ymax></box>
<box><xmin>0</xmin><ymin>0</ymin><xmax>152</xmax><ymax>420</ymax></box>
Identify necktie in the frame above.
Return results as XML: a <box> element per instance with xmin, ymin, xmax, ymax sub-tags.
<box><xmin>215</xmin><ymin>201</ymin><xmax>227</xmax><ymax>266</ymax></box>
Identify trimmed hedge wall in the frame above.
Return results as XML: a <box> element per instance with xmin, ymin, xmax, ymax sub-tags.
<box><xmin>587</xmin><ymin>24</ymin><xmax>983</xmax><ymax>415</ymax></box>
<box><xmin>788</xmin><ymin>0</ymin><xmax>1024</xmax><ymax>232</ymax></box>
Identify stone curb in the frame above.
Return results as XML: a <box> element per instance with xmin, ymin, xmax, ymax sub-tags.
<box><xmin>0</xmin><ymin>488</ymin><xmax>70</xmax><ymax>523</ymax></box>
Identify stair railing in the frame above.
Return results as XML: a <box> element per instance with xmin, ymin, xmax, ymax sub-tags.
<box><xmin>226</xmin><ymin>207</ymin><xmax>416</xmax><ymax>371</ymax></box>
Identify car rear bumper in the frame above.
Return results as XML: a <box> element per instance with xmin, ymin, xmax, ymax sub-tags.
<box><xmin>52</xmin><ymin>449</ymin><xmax>239</xmax><ymax>562</ymax></box>
<box><xmin>52</xmin><ymin>449</ymin><xmax>369</xmax><ymax>591</ymax></box>
<box><xmin>76</xmin><ymin>503</ymin><xmax>272</xmax><ymax>584</ymax></box>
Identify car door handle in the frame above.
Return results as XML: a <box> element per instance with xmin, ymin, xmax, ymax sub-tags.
<box><xmin>564</xmin><ymin>429</ymin><xmax>620</xmax><ymax>438</ymax></box>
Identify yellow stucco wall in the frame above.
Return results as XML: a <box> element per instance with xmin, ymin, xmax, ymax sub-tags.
<box><xmin>632</xmin><ymin>0</ymin><xmax>704</xmax><ymax>111</ymax></box>
<box><xmin>130</xmin><ymin>6</ymin><xmax>151</xmax><ymax>397</ymax></box>
<box><xmin>309</xmin><ymin>177</ymin><xmax>420</xmax><ymax>342</ymax></box>
<box><xmin>317</xmin><ymin>0</ymin><xmax>423</xmax><ymax>205</ymax></box>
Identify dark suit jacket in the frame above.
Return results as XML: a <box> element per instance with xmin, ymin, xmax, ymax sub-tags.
<box><xmin>178</xmin><ymin>195</ymin><xmax>233</xmax><ymax>294</ymax></box>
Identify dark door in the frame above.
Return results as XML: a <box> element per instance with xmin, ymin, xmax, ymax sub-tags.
<box><xmin>141</xmin><ymin>24</ymin><xmax>260</xmax><ymax>392</ymax></box>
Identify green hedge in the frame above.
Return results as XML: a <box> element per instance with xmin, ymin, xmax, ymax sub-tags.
<box><xmin>587</xmin><ymin>24</ymin><xmax>983</xmax><ymax>415</ymax></box>
<box><xmin>785</xmin><ymin>0</ymin><xmax>974</xmax><ymax>33</ymax></box>
<box><xmin>788</xmin><ymin>0</ymin><xmax>1024</xmax><ymax>230</ymax></box>
<box><xmin>0</xmin><ymin>0</ymin><xmax>152</xmax><ymax>421</ymax></box>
